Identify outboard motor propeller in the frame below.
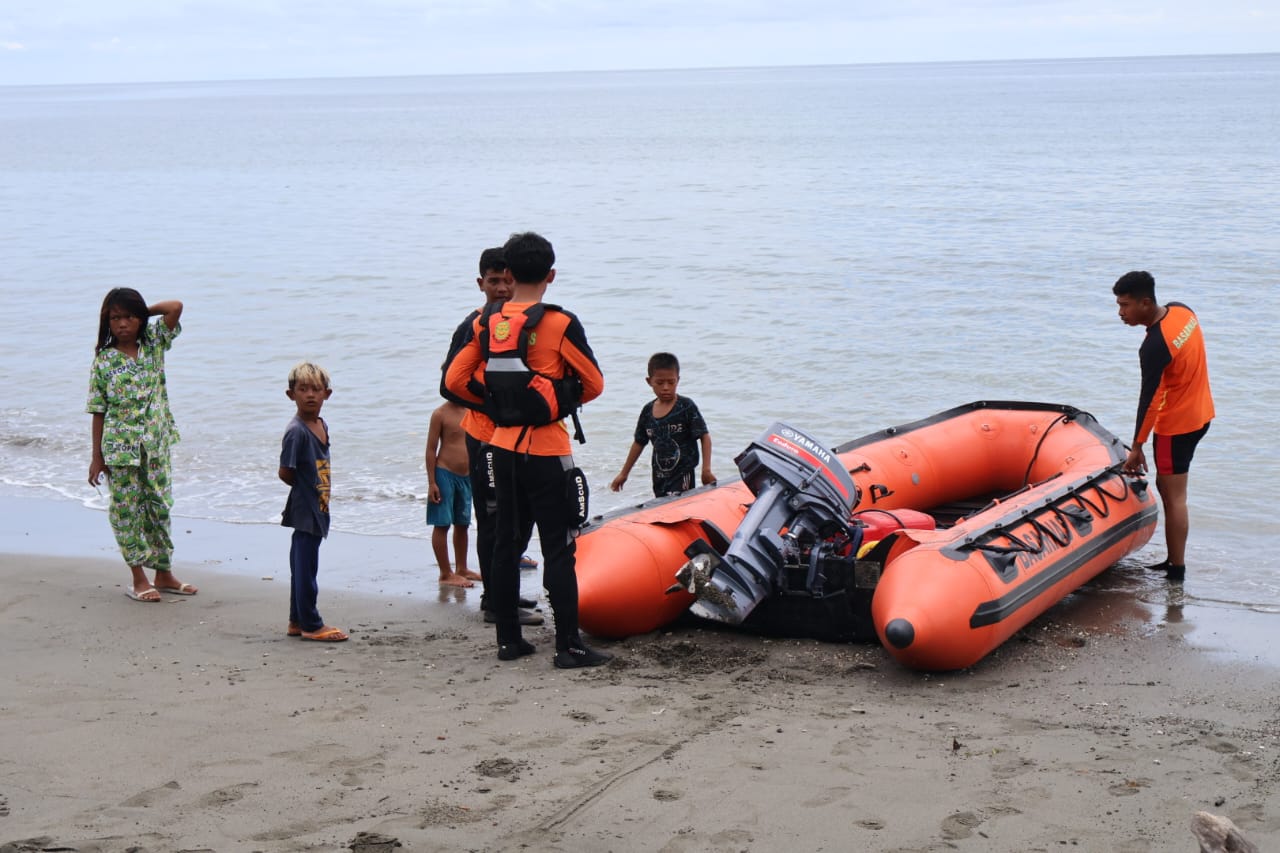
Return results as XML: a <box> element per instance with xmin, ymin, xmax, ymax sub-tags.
<box><xmin>675</xmin><ymin>422</ymin><xmax>861</xmax><ymax>624</ymax></box>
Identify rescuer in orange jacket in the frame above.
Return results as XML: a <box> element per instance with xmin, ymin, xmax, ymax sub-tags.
<box><xmin>1113</xmin><ymin>270</ymin><xmax>1214</xmax><ymax>582</ymax></box>
<box><xmin>445</xmin><ymin>232</ymin><xmax>611</xmax><ymax>667</ymax></box>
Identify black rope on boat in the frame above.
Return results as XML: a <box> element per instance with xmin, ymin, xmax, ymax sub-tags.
<box><xmin>1021</xmin><ymin>413</ymin><xmax>1070</xmax><ymax>488</ymax></box>
<box><xmin>975</xmin><ymin>503</ymin><xmax>1077</xmax><ymax>555</ymax></box>
<box><xmin>1069</xmin><ymin>466</ymin><xmax>1132</xmax><ymax>520</ymax></box>
<box><xmin>966</xmin><ymin>468</ymin><xmax>1128</xmax><ymax>558</ymax></box>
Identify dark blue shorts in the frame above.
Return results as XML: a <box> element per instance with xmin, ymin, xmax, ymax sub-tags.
<box><xmin>427</xmin><ymin>468</ymin><xmax>473</xmax><ymax>527</ymax></box>
<box><xmin>1153</xmin><ymin>422</ymin><xmax>1210</xmax><ymax>476</ymax></box>
<box><xmin>653</xmin><ymin>469</ymin><xmax>695</xmax><ymax>498</ymax></box>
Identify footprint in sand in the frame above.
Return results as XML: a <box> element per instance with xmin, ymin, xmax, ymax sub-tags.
<box><xmin>1233</xmin><ymin>801</ymin><xmax>1267</xmax><ymax>823</ymax></box>
<box><xmin>1203</xmin><ymin>736</ymin><xmax>1240</xmax><ymax>754</ymax></box>
<box><xmin>119</xmin><ymin>779</ymin><xmax>181</xmax><ymax>808</ymax></box>
<box><xmin>476</xmin><ymin>757</ymin><xmax>527</xmax><ymax>782</ymax></box>
<box><xmin>710</xmin><ymin>829</ymin><xmax>753</xmax><ymax>847</ymax></box>
<box><xmin>940</xmin><ymin>811</ymin><xmax>983</xmax><ymax>840</ymax></box>
<box><xmin>801</xmin><ymin>785</ymin><xmax>852</xmax><ymax>808</ymax></box>
<box><xmin>1225</xmin><ymin>755</ymin><xmax>1257</xmax><ymax>782</ymax></box>
<box><xmin>992</xmin><ymin>756</ymin><xmax>1037</xmax><ymax>779</ymax></box>
<box><xmin>1202</xmin><ymin>736</ymin><xmax>1257</xmax><ymax>782</ymax></box>
<box><xmin>337</xmin><ymin>758</ymin><xmax>386</xmax><ymax>787</ymax></box>
<box><xmin>195</xmin><ymin>781</ymin><xmax>260</xmax><ymax>807</ymax></box>
<box><xmin>939</xmin><ymin>807</ymin><xmax>1018</xmax><ymax>840</ymax></box>
<box><xmin>329</xmin><ymin>702</ymin><xmax>371</xmax><ymax>722</ymax></box>
<box><xmin>1</xmin><ymin>837</ymin><xmax>59</xmax><ymax>852</ymax></box>
<box><xmin>348</xmin><ymin>830</ymin><xmax>402</xmax><ymax>852</ymax></box>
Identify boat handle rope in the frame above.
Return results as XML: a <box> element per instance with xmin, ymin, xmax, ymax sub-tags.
<box><xmin>1017</xmin><ymin>409</ymin><xmax>1104</xmax><ymax>488</ymax></box>
<box><xmin>1021</xmin><ymin>414</ymin><xmax>1066</xmax><ymax>487</ymax></box>
<box><xmin>974</xmin><ymin>505</ymin><xmax>1078</xmax><ymax>555</ymax></box>
<box><xmin>968</xmin><ymin>467</ymin><xmax>1133</xmax><ymax>557</ymax></box>
<box><xmin>1068</xmin><ymin>465</ymin><xmax>1135</xmax><ymax>520</ymax></box>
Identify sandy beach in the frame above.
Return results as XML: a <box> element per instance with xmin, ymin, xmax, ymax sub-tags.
<box><xmin>1</xmin><ymin>499</ymin><xmax>1278</xmax><ymax>852</ymax></box>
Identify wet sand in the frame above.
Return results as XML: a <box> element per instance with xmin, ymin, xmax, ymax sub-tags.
<box><xmin>1</xmin><ymin>498</ymin><xmax>1277</xmax><ymax>852</ymax></box>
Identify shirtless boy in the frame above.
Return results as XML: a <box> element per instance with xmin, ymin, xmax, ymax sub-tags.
<box><xmin>426</xmin><ymin>399</ymin><xmax>480</xmax><ymax>588</ymax></box>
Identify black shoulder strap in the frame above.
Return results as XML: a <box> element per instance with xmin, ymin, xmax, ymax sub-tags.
<box><xmin>479</xmin><ymin>301</ymin><xmax>504</xmax><ymax>326</ymax></box>
<box><xmin>520</xmin><ymin>304</ymin><xmax>584</xmax><ymax>443</ymax></box>
<box><xmin>477</xmin><ymin>301</ymin><xmax>503</xmax><ymax>359</ymax></box>
<box><xmin>516</xmin><ymin>304</ymin><xmax>551</xmax><ymax>362</ymax></box>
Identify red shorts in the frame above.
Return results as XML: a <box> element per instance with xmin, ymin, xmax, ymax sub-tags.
<box><xmin>1152</xmin><ymin>422</ymin><xmax>1210</xmax><ymax>476</ymax></box>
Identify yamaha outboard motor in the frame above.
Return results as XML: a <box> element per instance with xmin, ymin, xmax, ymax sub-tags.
<box><xmin>673</xmin><ymin>422</ymin><xmax>861</xmax><ymax>625</ymax></box>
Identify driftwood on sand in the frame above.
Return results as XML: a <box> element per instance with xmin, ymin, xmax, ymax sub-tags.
<box><xmin>1192</xmin><ymin>811</ymin><xmax>1259</xmax><ymax>853</ymax></box>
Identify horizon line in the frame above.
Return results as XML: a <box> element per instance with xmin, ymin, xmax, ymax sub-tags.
<box><xmin>4</xmin><ymin>49</ymin><xmax>1276</xmax><ymax>91</ymax></box>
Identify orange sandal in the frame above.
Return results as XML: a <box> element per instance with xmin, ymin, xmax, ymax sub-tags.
<box><xmin>300</xmin><ymin>626</ymin><xmax>348</xmax><ymax>642</ymax></box>
<box><xmin>286</xmin><ymin>622</ymin><xmax>302</xmax><ymax>637</ymax></box>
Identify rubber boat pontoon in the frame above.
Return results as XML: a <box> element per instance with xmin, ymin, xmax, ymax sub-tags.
<box><xmin>575</xmin><ymin>401</ymin><xmax>1157</xmax><ymax>670</ymax></box>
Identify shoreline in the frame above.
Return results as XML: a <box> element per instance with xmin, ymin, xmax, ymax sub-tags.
<box><xmin>1</xmin><ymin>495</ymin><xmax>1278</xmax><ymax>851</ymax></box>
<box><xmin>3</xmin><ymin>493</ymin><xmax>1276</xmax><ymax>667</ymax></box>
<box><xmin>0</xmin><ymin>493</ymin><xmax>544</xmax><ymax>611</ymax></box>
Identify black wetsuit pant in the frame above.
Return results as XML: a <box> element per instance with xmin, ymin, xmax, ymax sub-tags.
<box><xmin>490</xmin><ymin>448</ymin><xmax>579</xmax><ymax>649</ymax></box>
<box><xmin>468</xmin><ymin>436</ymin><xmax>533</xmax><ymax>609</ymax></box>
<box><xmin>466</xmin><ymin>435</ymin><xmax>498</xmax><ymax>592</ymax></box>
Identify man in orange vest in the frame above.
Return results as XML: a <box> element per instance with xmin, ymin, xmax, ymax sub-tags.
<box><xmin>445</xmin><ymin>232</ymin><xmax>611</xmax><ymax>666</ymax></box>
<box><xmin>1113</xmin><ymin>270</ymin><xmax>1215</xmax><ymax>582</ymax></box>
<box><xmin>439</xmin><ymin>247</ymin><xmax>542</xmax><ymax>626</ymax></box>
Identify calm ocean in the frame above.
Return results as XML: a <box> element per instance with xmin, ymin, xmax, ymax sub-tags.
<box><xmin>2</xmin><ymin>54</ymin><xmax>1278</xmax><ymax>618</ymax></box>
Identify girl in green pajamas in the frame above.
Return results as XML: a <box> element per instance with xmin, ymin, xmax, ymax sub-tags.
<box><xmin>87</xmin><ymin>288</ymin><xmax>198</xmax><ymax>602</ymax></box>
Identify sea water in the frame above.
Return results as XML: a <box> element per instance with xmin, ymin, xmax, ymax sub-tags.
<box><xmin>2</xmin><ymin>54</ymin><xmax>1278</xmax><ymax>616</ymax></box>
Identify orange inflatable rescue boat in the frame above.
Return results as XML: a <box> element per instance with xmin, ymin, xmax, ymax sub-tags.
<box><xmin>575</xmin><ymin>401</ymin><xmax>1157</xmax><ymax>670</ymax></box>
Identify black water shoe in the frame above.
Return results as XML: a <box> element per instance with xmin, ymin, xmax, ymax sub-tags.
<box><xmin>498</xmin><ymin>639</ymin><xmax>536</xmax><ymax>661</ymax></box>
<box><xmin>1145</xmin><ymin>559</ymin><xmax>1186</xmax><ymax>581</ymax></box>
<box><xmin>553</xmin><ymin>644</ymin><xmax>613</xmax><ymax>669</ymax></box>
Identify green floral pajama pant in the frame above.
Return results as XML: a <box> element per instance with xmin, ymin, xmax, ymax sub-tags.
<box><xmin>107</xmin><ymin>448</ymin><xmax>174</xmax><ymax>571</ymax></box>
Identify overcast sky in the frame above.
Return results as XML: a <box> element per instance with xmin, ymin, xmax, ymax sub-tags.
<box><xmin>2</xmin><ymin>1</ymin><xmax>1276</xmax><ymax>86</ymax></box>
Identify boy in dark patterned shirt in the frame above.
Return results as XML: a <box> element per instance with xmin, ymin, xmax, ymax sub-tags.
<box><xmin>611</xmin><ymin>352</ymin><xmax>716</xmax><ymax>498</ymax></box>
<box><xmin>279</xmin><ymin>361</ymin><xmax>347</xmax><ymax>642</ymax></box>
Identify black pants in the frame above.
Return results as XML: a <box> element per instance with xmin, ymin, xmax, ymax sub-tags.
<box><xmin>490</xmin><ymin>448</ymin><xmax>579</xmax><ymax>648</ymax></box>
<box><xmin>466</xmin><ymin>435</ymin><xmax>498</xmax><ymax>589</ymax></box>
<box><xmin>467</xmin><ymin>435</ymin><xmax>534</xmax><ymax>598</ymax></box>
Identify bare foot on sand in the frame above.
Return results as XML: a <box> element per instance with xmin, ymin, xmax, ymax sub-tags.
<box><xmin>458</xmin><ymin>569</ymin><xmax>482</xmax><ymax>582</ymax></box>
<box><xmin>439</xmin><ymin>573</ymin><xmax>475</xmax><ymax>588</ymax></box>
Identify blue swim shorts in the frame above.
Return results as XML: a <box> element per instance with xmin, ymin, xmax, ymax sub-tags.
<box><xmin>427</xmin><ymin>468</ymin><xmax>473</xmax><ymax>528</ymax></box>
